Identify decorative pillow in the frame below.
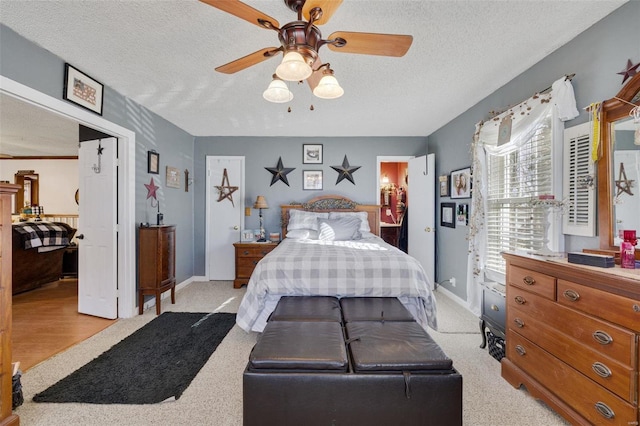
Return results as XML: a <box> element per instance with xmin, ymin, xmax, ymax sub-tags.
<box><xmin>328</xmin><ymin>211</ymin><xmax>371</xmax><ymax>233</ymax></box>
<box><xmin>317</xmin><ymin>217</ymin><xmax>362</xmax><ymax>241</ymax></box>
<box><xmin>288</xmin><ymin>209</ymin><xmax>329</xmax><ymax>231</ymax></box>
<box><xmin>286</xmin><ymin>229</ymin><xmax>319</xmax><ymax>240</ymax></box>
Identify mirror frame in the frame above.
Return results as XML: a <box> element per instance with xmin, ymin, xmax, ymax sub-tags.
<box><xmin>597</xmin><ymin>72</ymin><xmax>640</xmax><ymax>251</ymax></box>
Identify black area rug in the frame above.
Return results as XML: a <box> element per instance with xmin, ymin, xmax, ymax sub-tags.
<box><xmin>33</xmin><ymin>312</ymin><xmax>236</xmax><ymax>404</ymax></box>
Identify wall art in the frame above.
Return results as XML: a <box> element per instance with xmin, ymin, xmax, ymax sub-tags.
<box><xmin>303</xmin><ymin>170</ymin><xmax>323</xmax><ymax>190</ymax></box>
<box><xmin>441</xmin><ymin>202</ymin><xmax>456</xmax><ymax>228</ymax></box>
<box><xmin>63</xmin><ymin>63</ymin><xmax>104</xmax><ymax>115</ymax></box>
<box><xmin>450</xmin><ymin>167</ymin><xmax>471</xmax><ymax>199</ymax></box>
<box><xmin>303</xmin><ymin>144</ymin><xmax>323</xmax><ymax>164</ymax></box>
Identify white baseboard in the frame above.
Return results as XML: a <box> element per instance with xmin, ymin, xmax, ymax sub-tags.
<box><xmin>435</xmin><ymin>285</ymin><xmax>474</xmax><ymax>314</ymax></box>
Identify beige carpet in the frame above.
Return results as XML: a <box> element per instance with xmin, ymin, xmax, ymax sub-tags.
<box><xmin>14</xmin><ymin>282</ymin><xmax>568</xmax><ymax>425</ymax></box>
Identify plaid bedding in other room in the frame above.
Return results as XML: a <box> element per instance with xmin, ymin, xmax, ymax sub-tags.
<box><xmin>13</xmin><ymin>222</ymin><xmax>70</xmax><ymax>249</ymax></box>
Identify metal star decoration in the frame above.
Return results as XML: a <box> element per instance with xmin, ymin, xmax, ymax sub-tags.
<box><xmin>265</xmin><ymin>157</ymin><xmax>295</xmax><ymax>186</ymax></box>
<box><xmin>145</xmin><ymin>177</ymin><xmax>159</xmax><ymax>200</ymax></box>
<box><xmin>331</xmin><ymin>155</ymin><xmax>361</xmax><ymax>185</ymax></box>
<box><xmin>617</xmin><ymin>59</ymin><xmax>640</xmax><ymax>84</ymax></box>
<box><xmin>215</xmin><ymin>168</ymin><xmax>238</xmax><ymax>206</ymax></box>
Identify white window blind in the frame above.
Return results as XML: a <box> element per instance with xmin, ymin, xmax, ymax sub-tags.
<box><xmin>485</xmin><ymin>114</ymin><xmax>554</xmax><ymax>275</ymax></box>
<box><xmin>563</xmin><ymin>123</ymin><xmax>595</xmax><ymax>236</ymax></box>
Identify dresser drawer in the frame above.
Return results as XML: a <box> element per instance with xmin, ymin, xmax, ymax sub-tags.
<box><xmin>236</xmin><ymin>258</ymin><xmax>262</xmax><ymax>278</ymax></box>
<box><xmin>236</xmin><ymin>245</ymin><xmax>276</xmax><ymax>258</ymax></box>
<box><xmin>509</xmin><ymin>306</ymin><xmax>636</xmax><ymax>402</ymax></box>
<box><xmin>482</xmin><ymin>287</ymin><xmax>506</xmax><ymax>332</ymax></box>
<box><xmin>557</xmin><ymin>280</ymin><xmax>640</xmax><ymax>333</ymax></box>
<box><xmin>506</xmin><ymin>333</ymin><xmax>637</xmax><ymax>425</ymax></box>
<box><xmin>508</xmin><ymin>265</ymin><xmax>556</xmax><ymax>300</ymax></box>
<box><xmin>508</xmin><ymin>285</ymin><xmax>636</xmax><ymax>367</ymax></box>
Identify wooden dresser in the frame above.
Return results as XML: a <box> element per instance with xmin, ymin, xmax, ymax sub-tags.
<box><xmin>502</xmin><ymin>252</ymin><xmax>640</xmax><ymax>425</ymax></box>
<box><xmin>0</xmin><ymin>184</ymin><xmax>20</xmax><ymax>426</ymax></box>
<box><xmin>233</xmin><ymin>242</ymin><xmax>277</xmax><ymax>288</ymax></box>
<box><xmin>138</xmin><ymin>225</ymin><xmax>176</xmax><ymax>315</ymax></box>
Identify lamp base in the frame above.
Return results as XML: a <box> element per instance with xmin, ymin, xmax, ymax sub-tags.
<box><xmin>256</xmin><ymin>238</ymin><xmax>267</xmax><ymax>242</ymax></box>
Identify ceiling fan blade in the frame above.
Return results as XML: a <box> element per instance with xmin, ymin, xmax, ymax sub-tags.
<box><xmin>215</xmin><ymin>47</ymin><xmax>281</xmax><ymax>74</ymax></box>
<box><xmin>327</xmin><ymin>32</ymin><xmax>413</xmax><ymax>57</ymax></box>
<box><xmin>302</xmin><ymin>0</ymin><xmax>343</xmax><ymax>26</ymax></box>
<box><xmin>199</xmin><ymin>0</ymin><xmax>279</xmax><ymax>29</ymax></box>
<box><xmin>306</xmin><ymin>57</ymin><xmax>324</xmax><ymax>92</ymax></box>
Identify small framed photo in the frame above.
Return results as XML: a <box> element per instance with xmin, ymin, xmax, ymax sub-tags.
<box><xmin>456</xmin><ymin>203</ymin><xmax>469</xmax><ymax>226</ymax></box>
<box><xmin>441</xmin><ymin>202</ymin><xmax>456</xmax><ymax>228</ymax></box>
<box><xmin>147</xmin><ymin>151</ymin><xmax>160</xmax><ymax>174</ymax></box>
<box><xmin>451</xmin><ymin>167</ymin><xmax>471</xmax><ymax>199</ymax></box>
<box><xmin>303</xmin><ymin>170</ymin><xmax>323</xmax><ymax>190</ymax></box>
<box><xmin>439</xmin><ymin>175</ymin><xmax>450</xmax><ymax>197</ymax></box>
<box><xmin>303</xmin><ymin>144</ymin><xmax>323</xmax><ymax>164</ymax></box>
<box><xmin>63</xmin><ymin>63</ymin><xmax>104</xmax><ymax>115</ymax></box>
<box><xmin>166</xmin><ymin>166</ymin><xmax>180</xmax><ymax>188</ymax></box>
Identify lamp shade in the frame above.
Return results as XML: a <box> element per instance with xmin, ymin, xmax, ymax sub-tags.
<box><xmin>253</xmin><ymin>195</ymin><xmax>269</xmax><ymax>209</ymax></box>
<box><xmin>263</xmin><ymin>76</ymin><xmax>293</xmax><ymax>103</ymax></box>
<box><xmin>313</xmin><ymin>74</ymin><xmax>344</xmax><ymax>99</ymax></box>
<box><xmin>276</xmin><ymin>51</ymin><xmax>312</xmax><ymax>82</ymax></box>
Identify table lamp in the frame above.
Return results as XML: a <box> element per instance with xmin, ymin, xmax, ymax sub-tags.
<box><xmin>253</xmin><ymin>196</ymin><xmax>269</xmax><ymax>242</ymax></box>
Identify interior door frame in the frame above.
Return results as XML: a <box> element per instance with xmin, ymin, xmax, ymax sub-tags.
<box><xmin>1</xmin><ymin>76</ymin><xmax>137</xmax><ymax>318</ymax></box>
<box><xmin>376</xmin><ymin>155</ymin><xmax>413</xmax><ymax>224</ymax></box>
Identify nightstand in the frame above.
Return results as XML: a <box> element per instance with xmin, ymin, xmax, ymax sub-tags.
<box><xmin>233</xmin><ymin>242</ymin><xmax>278</xmax><ymax>288</ymax></box>
<box><xmin>479</xmin><ymin>282</ymin><xmax>506</xmax><ymax>360</ymax></box>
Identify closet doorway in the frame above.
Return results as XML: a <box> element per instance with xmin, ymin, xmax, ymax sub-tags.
<box><xmin>377</xmin><ymin>156</ymin><xmax>410</xmax><ymax>250</ymax></box>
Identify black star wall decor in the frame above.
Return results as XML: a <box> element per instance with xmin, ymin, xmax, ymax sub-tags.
<box><xmin>265</xmin><ymin>157</ymin><xmax>295</xmax><ymax>186</ymax></box>
<box><xmin>331</xmin><ymin>155</ymin><xmax>361</xmax><ymax>185</ymax></box>
<box><xmin>617</xmin><ymin>59</ymin><xmax>640</xmax><ymax>84</ymax></box>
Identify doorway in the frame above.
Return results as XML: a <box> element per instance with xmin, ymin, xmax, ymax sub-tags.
<box><xmin>377</xmin><ymin>156</ymin><xmax>410</xmax><ymax>249</ymax></box>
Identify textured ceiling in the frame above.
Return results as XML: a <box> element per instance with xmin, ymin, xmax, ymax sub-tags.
<box><xmin>0</xmin><ymin>0</ymin><xmax>627</xmax><ymax>156</ymax></box>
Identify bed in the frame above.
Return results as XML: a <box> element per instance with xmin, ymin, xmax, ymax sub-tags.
<box><xmin>12</xmin><ymin>221</ymin><xmax>75</xmax><ymax>295</ymax></box>
<box><xmin>236</xmin><ymin>195</ymin><xmax>437</xmax><ymax>333</ymax></box>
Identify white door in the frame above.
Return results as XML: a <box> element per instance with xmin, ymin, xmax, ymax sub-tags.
<box><xmin>77</xmin><ymin>138</ymin><xmax>118</xmax><ymax>318</ymax></box>
<box><xmin>408</xmin><ymin>154</ymin><xmax>436</xmax><ymax>289</ymax></box>
<box><xmin>206</xmin><ymin>156</ymin><xmax>244</xmax><ymax>280</ymax></box>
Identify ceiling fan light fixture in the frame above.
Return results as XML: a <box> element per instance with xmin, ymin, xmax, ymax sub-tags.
<box><xmin>313</xmin><ymin>69</ymin><xmax>344</xmax><ymax>99</ymax></box>
<box><xmin>263</xmin><ymin>75</ymin><xmax>293</xmax><ymax>103</ymax></box>
<box><xmin>276</xmin><ymin>51</ymin><xmax>313</xmax><ymax>81</ymax></box>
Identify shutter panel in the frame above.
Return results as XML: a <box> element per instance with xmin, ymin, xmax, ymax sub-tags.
<box><xmin>563</xmin><ymin>122</ymin><xmax>595</xmax><ymax>236</ymax></box>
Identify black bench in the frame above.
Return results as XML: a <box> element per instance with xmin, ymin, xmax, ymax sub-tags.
<box><xmin>243</xmin><ymin>296</ymin><xmax>463</xmax><ymax>426</ymax></box>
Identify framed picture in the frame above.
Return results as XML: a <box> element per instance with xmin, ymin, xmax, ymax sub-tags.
<box><xmin>439</xmin><ymin>175</ymin><xmax>450</xmax><ymax>197</ymax></box>
<box><xmin>303</xmin><ymin>144</ymin><xmax>323</xmax><ymax>164</ymax></box>
<box><xmin>303</xmin><ymin>170</ymin><xmax>323</xmax><ymax>190</ymax></box>
<box><xmin>147</xmin><ymin>151</ymin><xmax>160</xmax><ymax>174</ymax></box>
<box><xmin>440</xmin><ymin>202</ymin><xmax>456</xmax><ymax>228</ymax></box>
<box><xmin>451</xmin><ymin>167</ymin><xmax>471</xmax><ymax>199</ymax></box>
<box><xmin>456</xmin><ymin>203</ymin><xmax>469</xmax><ymax>226</ymax></box>
<box><xmin>166</xmin><ymin>166</ymin><xmax>180</xmax><ymax>188</ymax></box>
<box><xmin>63</xmin><ymin>63</ymin><xmax>104</xmax><ymax>115</ymax></box>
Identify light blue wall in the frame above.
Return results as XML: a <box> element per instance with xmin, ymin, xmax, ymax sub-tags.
<box><xmin>193</xmin><ymin>136</ymin><xmax>427</xmax><ymax>275</ymax></box>
<box><xmin>428</xmin><ymin>1</ymin><xmax>640</xmax><ymax>300</ymax></box>
<box><xmin>0</xmin><ymin>24</ymin><xmax>196</xmax><ymax>285</ymax></box>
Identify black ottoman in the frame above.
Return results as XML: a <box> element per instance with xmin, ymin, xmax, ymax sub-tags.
<box><xmin>340</xmin><ymin>296</ymin><xmax>414</xmax><ymax>322</ymax></box>
<box><xmin>269</xmin><ymin>296</ymin><xmax>342</xmax><ymax>322</ymax></box>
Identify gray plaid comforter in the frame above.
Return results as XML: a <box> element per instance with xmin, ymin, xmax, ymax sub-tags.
<box><xmin>13</xmin><ymin>222</ymin><xmax>70</xmax><ymax>249</ymax></box>
<box><xmin>236</xmin><ymin>237</ymin><xmax>438</xmax><ymax>333</ymax></box>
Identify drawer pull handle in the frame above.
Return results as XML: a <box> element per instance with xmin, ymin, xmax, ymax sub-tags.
<box><xmin>562</xmin><ymin>289</ymin><xmax>580</xmax><ymax>302</ymax></box>
<box><xmin>594</xmin><ymin>402</ymin><xmax>615</xmax><ymax>419</ymax></box>
<box><xmin>491</xmin><ymin>304</ymin><xmax>499</xmax><ymax>311</ymax></box>
<box><xmin>515</xmin><ymin>345</ymin><xmax>526</xmax><ymax>356</ymax></box>
<box><xmin>633</xmin><ymin>304</ymin><xmax>640</xmax><ymax>313</ymax></box>
<box><xmin>592</xmin><ymin>362</ymin><xmax>612</xmax><ymax>378</ymax></box>
<box><xmin>513</xmin><ymin>318</ymin><xmax>524</xmax><ymax>328</ymax></box>
<box><xmin>592</xmin><ymin>330</ymin><xmax>613</xmax><ymax>345</ymax></box>
<box><xmin>252</xmin><ymin>260</ymin><xmax>259</xmax><ymax>265</ymax></box>
<box><xmin>514</xmin><ymin>295</ymin><xmax>526</xmax><ymax>305</ymax></box>
<box><xmin>243</xmin><ymin>250</ymin><xmax>250</xmax><ymax>255</ymax></box>
<box><xmin>522</xmin><ymin>276</ymin><xmax>535</xmax><ymax>286</ymax></box>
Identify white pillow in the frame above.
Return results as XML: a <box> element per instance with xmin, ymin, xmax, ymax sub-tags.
<box><xmin>288</xmin><ymin>209</ymin><xmax>329</xmax><ymax>231</ymax></box>
<box><xmin>328</xmin><ymin>211</ymin><xmax>371</xmax><ymax>233</ymax></box>
<box><xmin>317</xmin><ymin>217</ymin><xmax>362</xmax><ymax>241</ymax></box>
<box><xmin>286</xmin><ymin>229</ymin><xmax>319</xmax><ymax>240</ymax></box>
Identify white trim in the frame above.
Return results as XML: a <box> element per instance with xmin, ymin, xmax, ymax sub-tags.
<box><xmin>1</xmin><ymin>75</ymin><xmax>137</xmax><ymax>318</ymax></box>
<box><xmin>435</xmin><ymin>285</ymin><xmax>474</xmax><ymax>315</ymax></box>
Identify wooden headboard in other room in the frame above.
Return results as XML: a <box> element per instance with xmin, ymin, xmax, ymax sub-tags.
<box><xmin>281</xmin><ymin>195</ymin><xmax>381</xmax><ymax>238</ymax></box>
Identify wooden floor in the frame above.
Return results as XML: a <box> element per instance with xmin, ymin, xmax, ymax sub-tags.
<box><xmin>12</xmin><ymin>278</ymin><xmax>117</xmax><ymax>371</ymax></box>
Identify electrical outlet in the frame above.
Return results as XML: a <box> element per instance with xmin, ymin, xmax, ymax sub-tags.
<box><xmin>450</xmin><ymin>277</ymin><xmax>456</xmax><ymax>287</ymax></box>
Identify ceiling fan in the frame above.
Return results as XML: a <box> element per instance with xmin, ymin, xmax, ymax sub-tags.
<box><xmin>199</xmin><ymin>0</ymin><xmax>413</xmax><ymax>102</ymax></box>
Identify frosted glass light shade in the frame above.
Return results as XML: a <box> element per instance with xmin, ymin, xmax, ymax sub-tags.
<box><xmin>313</xmin><ymin>74</ymin><xmax>344</xmax><ymax>99</ymax></box>
<box><xmin>276</xmin><ymin>51</ymin><xmax>312</xmax><ymax>81</ymax></box>
<box><xmin>263</xmin><ymin>78</ymin><xmax>293</xmax><ymax>103</ymax></box>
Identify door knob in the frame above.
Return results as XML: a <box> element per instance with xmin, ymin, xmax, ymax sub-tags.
<box><xmin>76</xmin><ymin>234</ymin><xmax>84</xmax><ymax>239</ymax></box>
<box><xmin>233</xmin><ymin>225</ymin><xmax>239</xmax><ymax>230</ymax></box>
<box><xmin>424</xmin><ymin>227</ymin><xmax>431</xmax><ymax>232</ymax></box>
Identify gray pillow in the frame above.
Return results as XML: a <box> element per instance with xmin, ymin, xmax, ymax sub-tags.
<box><xmin>317</xmin><ymin>217</ymin><xmax>362</xmax><ymax>241</ymax></box>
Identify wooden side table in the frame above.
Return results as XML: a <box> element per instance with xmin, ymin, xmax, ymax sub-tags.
<box><xmin>138</xmin><ymin>225</ymin><xmax>176</xmax><ymax>315</ymax></box>
<box><xmin>233</xmin><ymin>242</ymin><xmax>278</xmax><ymax>288</ymax></box>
